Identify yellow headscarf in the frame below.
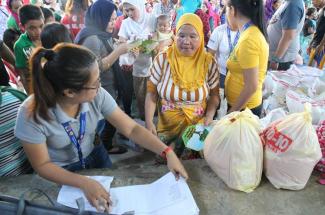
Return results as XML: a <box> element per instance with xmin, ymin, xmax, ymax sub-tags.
<box><xmin>166</xmin><ymin>13</ymin><xmax>213</xmax><ymax>91</ymax></box>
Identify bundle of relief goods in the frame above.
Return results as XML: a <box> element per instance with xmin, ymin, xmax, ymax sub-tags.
<box><xmin>260</xmin><ymin>108</ymin><xmax>287</xmax><ymax>129</ymax></box>
<box><xmin>262</xmin><ymin>65</ymin><xmax>324</xmax><ymax>118</ymax></box>
<box><xmin>204</xmin><ymin>109</ymin><xmax>263</xmax><ymax>193</ymax></box>
<box><xmin>286</xmin><ymin>89</ymin><xmax>325</xmax><ymax>125</ymax></box>
<box><xmin>261</xmin><ymin>104</ymin><xmax>322</xmax><ymax>190</ymax></box>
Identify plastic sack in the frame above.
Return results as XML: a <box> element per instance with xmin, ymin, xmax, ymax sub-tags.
<box><xmin>271</xmin><ymin>72</ymin><xmax>300</xmax><ymax>106</ymax></box>
<box><xmin>307</xmin><ymin>78</ymin><xmax>325</xmax><ymax>98</ymax></box>
<box><xmin>261</xmin><ymin>103</ymin><xmax>322</xmax><ymax>190</ymax></box>
<box><xmin>204</xmin><ymin>109</ymin><xmax>263</xmax><ymax>193</ymax></box>
<box><xmin>262</xmin><ymin>95</ymin><xmax>284</xmax><ymax>116</ymax></box>
<box><xmin>262</xmin><ymin>74</ymin><xmax>275</xmax><ymax>98</ymax></box>
<box><xmin>286</xmin><ymin>90</ymin><xmax>325</xmax><ymax>125</ymax></box>
<box><xmin>260</xmin><ymin>108</ymin><xmax>287</xmax><ymax>129</ymax></box>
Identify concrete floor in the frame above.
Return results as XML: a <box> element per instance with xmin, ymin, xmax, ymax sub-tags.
<box><xmin>0</xmin><ymin>148</ymin><xmax>324</xmax><ymax>215</ymax></box>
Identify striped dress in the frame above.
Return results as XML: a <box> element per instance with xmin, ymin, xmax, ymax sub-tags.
<box><xmin>0</xmin><ymin>91</ymin><xmax>32</xmax><ymax>176</ymax></box>
<box><xmin>147</xmin><ymin>52</ymin><xmax>219</xmax><ymax>148</ymax></box>
<box><xmin>148</xmin><ymin>52</ymin><xmax>219</xmax><ymax>102</ymax></box>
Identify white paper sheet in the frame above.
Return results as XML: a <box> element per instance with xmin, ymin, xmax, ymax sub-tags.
<box><xmin>110</xmin><ymin>172</ymin><xmax>199</xmax><ymax>215</ymax></box>
<box><xmin>57</xmin><ymin>175</ymin><xmax>114</xmax><ymax>211</ymax></box>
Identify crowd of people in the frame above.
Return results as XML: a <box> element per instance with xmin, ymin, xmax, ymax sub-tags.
<box><xmin>0</xmin><ymin>0</ymin><xmax>324</xmax><ymax>212</ymax></box>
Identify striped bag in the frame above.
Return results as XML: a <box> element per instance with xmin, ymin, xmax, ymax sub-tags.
<box><xmin>0</xmin><ymin>86</ymin><xmax>32</xmax><ymax>176</ymax></box>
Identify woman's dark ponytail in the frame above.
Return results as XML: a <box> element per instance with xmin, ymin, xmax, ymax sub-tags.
<box><xmin>29</xmin><ymin>43</ymin><xmax>97</xmax><ymax>123</ymax></box>
<box><xmin>30</xmin><ymin>48</ymin><xmax>57</xmax><ymax>123</ymax></box>
<box><xmin>256</xmin><ymin>0</ymin><xmax>267</xmax><ymax>40</ymax></box>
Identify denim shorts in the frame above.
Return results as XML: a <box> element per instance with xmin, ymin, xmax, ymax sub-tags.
<box><xmin>62</xmin><ymin>143</ymin><xmax>112</xmax><ymax>172</ymax></box>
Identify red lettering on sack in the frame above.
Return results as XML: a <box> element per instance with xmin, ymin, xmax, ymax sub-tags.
<box><xmin>264</xmin><ymin>126</ymin><xmax>293</xmax><ymax>153</ymax></box>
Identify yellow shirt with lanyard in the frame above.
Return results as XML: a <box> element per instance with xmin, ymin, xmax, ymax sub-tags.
<box><xmin>225</xmin><ymin>26</ymin><xmax>269</xmax><ymax>109</ymax></box>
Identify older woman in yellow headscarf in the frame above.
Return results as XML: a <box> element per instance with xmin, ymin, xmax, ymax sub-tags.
<box><xmin>145</xmin><ymin>13</ymin><xmax>220</xmax><ymax>158</ymax></box>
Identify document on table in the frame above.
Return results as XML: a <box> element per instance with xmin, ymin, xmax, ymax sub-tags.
<box><xmin>110</xmin><ymin>172</ymin><xmax>199</xmax><ymax>215</ymax></box>
<box><xmin>57</xmin><ymin>175</ymin><xmax>114</xmax><ymax>211</ymax></box>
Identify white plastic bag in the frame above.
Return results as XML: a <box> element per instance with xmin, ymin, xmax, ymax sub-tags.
<box><xmin>263</xmin><ymin>74</ymin><xmax>275</xmax><ymax>98</ymax></box>
<box><xmin>260</xmin><ymin>108</ymin><xmax>287</xmax><ymax>129</ymax></box>
<box><xmin>271</xmin><ymin>72</ymin><xmax>300</xmax><ymax>106</ymax></box>
<box><xmin>204</xmin><ymin>109</ymin><xmax>263</xmax><ymax>193</ymax></box>
<box><xmin>261</xmin><ymin>103</ymin><xmax>322</xmax><ymax>190</ymax></box>
<box><xmin>262</xmin><ymin>95</ymin><xmax>284</xmax><ymax>116</ymax></box>
<box><xmin>286</xmin><ymin>90</ymin><xmax>325</xmax><ymax>125</ymax></box>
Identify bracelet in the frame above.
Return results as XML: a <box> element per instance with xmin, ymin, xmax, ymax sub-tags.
<box><xmin>160</xmin><ymin>146</ymin><xmax>173</xmax><ymax>159</ymax></box>
<box><xmin>271</xmin><ymin>55</ymin><xmax>281</xmax><ymax>63</ymax></box>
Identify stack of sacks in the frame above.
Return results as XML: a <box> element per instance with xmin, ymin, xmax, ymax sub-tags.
<box><xmin>262</xmin><ymin>65</ymin><xmax>325</xmax><ymax>125</ymax></box>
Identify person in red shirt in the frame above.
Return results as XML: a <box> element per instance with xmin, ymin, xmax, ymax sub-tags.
<box><xmin>61</xmin><ymin>0</ymin><xmax>89</xmax><ymax>39</ymax></box>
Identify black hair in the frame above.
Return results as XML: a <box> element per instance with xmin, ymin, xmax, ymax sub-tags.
<box><xmin>18</xmin><ymin>4</ymin><xmax>44</xmax><ymax>26</ymax></box>
<box><xmin>30</xmin><ymin>43</ymin><xmax>97</xmax><ymax>122</ymax></box>
<box><xmin>3</xmin><ymin>28</ymin><xmax>21</xmax><ymax>51</ymax></box>
<box><xmin>229</xmin><ymin>0</ymin><xmax>267</xmax><ymax>38</ymax></box>
<box><xmin>41</xmin><ymin>23</ymin><xmax>73</xmax><ymax>49</ymax></box>
<box><xmin>306</xmin><ymin>7</ymin><xmax>316</xmax><ymax>17</ymax></box>
<box><xmin>65</xmin><ymin>0</ymin><xmax>89</xmax><ymax>15</ymax></box>
<box><xmin>40</xmin><ymin>6</ymin><xmax>55</xmax><ymax>22</ymax></box>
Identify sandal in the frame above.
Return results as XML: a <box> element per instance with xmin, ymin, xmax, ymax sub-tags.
<box><xmin>107</xmin><ymin>145</ymin><xmax>128</xmax><ymax>154</ymax></box>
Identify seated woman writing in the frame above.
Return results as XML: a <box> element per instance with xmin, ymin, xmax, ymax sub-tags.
<box><xmin>145</xmin><ymin>14</ymin><xmax>220</xmax><ymax>159</ymax></box>
<box><xmin>14</xmin><ymin>43</ymin><xmax>188</xmax><ymax>212</ymax></box>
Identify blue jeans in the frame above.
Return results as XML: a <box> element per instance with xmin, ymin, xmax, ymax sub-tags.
<box><xmin>220</xmin><ymin>74</ymin><xmax>226</xmax><ymax>89</ymax></box>
<box><xmin>63</xmin><ymin>144</ymin><xmax>112</xmax><ymax>172</ymax></box>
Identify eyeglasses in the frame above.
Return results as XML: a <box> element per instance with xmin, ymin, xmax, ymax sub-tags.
<box><xmin>82</xmin><ymin>77</ymin><xmax>101</xmax><ymax>91</ymax></box>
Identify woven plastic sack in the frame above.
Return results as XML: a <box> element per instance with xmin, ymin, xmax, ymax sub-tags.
<box><xmin>286</xmin><ymin>90</ymin><xmax>325</xmax><ymax>125</ymax></box>
<box><xmin>261</xmin><ymin>103</ymin><xmax>322</xmax><ymax>190</ymax></box>
<box><xmin>204</xmin><ymin>109</ymin><xmax>263</xmax><ymax>193</ymax></box>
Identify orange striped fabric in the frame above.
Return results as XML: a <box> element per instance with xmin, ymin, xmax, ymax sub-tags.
<box><xmin>148</xmin><ymin>52</ymin><xmax>219</xmax><ymax>102</ymax></box>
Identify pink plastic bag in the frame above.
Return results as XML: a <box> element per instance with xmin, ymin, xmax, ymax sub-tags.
<box><xmin>315</xmin><ymin>120</ymin><xmax>325</xmax><ymax>184</ymax></box>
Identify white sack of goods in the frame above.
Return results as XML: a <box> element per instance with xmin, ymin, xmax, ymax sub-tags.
<box><xmin>286</xmin><ymin>89</ymin><xmax>325</xmax><ymax>125</ymax></box>
<box><xmin>261</xmin><ymin>103</ymin><xmax>322</xmax><ymax>190</ymax></box>
<box><xmin>204</xmin><ymin>109</ymin><xmax>263</xmax><ymax>193</ymax></box>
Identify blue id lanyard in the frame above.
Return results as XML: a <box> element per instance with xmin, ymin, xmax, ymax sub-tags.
<box><xmin>228</xmin><ymin>21</ymin><xmax>253</xmax><ymax>56</ymax></box>
<box><xmin>227</xmin><ymin>26</ymin><xmax>240</xmax><ymax>55</ymax></box>
<box><xmin>241</xmin><ymin>21</ymin><xmax>253</xmax><ymax>32</ymax></box>
<box><xmin>61</xmin><ymin>112</ymin><xmax>87</xmax><ymax>169</ymax></box>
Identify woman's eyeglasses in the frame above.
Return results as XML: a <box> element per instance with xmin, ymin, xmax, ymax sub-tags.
<box><xmin>82</xmin><ymin>77</ymin><xmax>101</xmax><ymax>91</ymax></box>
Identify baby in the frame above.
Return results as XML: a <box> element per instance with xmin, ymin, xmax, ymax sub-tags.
<box><xmin>152</xmin><ymin>14</ymin><xmax>174</xmax><ymax>54</ymax></box>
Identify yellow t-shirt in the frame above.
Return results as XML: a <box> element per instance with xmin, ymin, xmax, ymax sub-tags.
<box><xmin>225</xmin><ymin>26</ymin><xmax>269</xmax><ymax>109</ymax></box>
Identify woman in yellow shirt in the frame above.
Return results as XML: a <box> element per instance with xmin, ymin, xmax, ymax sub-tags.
<box><xmin>224</xmin><ymin>0</ymin><xmax>269</xmax><ymax>117</ymax></box>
